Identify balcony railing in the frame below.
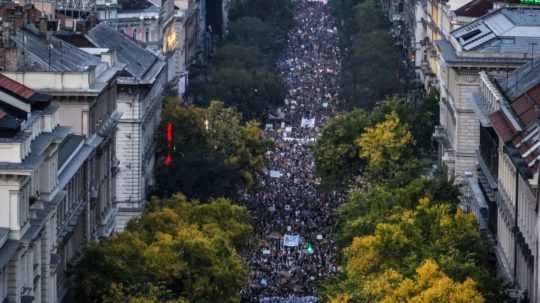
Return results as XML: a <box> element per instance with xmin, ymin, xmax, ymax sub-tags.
<box><xmin>462</xmin><ymin>172</ymin><xmax>490</xmax><ymax>233</ymax></box>
<box><xmin>433</xmin><ymin>125</ymin><xmax>451</xmax><ymax>147</ymax></box>
<box><xmin>478</xmin><ymin>71</ymin><xmax>502</xmax><ymax>115</ymax></box>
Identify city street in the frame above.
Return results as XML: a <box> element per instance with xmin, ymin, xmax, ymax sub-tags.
<box><xmin>242</xmin><ymin>1</ymin><xmax>343</xmax><ymax>302</ymax></box>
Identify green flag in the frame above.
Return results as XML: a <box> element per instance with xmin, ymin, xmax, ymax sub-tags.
<box><xmin>305</xmin><ymin>243</ymin><xmax>314</xmax><ymax>254</ymax></box>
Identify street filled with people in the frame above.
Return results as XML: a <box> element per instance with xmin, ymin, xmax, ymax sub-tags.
<box><xmin>242</xmin><ymin>1</ymin><xmax>343</xmax><ymax>302</ymax></box>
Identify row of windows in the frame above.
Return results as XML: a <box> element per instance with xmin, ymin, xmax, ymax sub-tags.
<box><xmin>119</xmin><ymin>27</ymin><xmax>154</xmax><ymax>43</ymax></box>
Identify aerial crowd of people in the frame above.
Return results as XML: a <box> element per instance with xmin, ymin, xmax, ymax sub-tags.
<box><xmin>242</xmin><ymin>1</ymin><xmax>343</xmax><ymax>302</ymax></box>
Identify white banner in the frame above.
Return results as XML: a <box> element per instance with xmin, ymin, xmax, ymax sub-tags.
<box><xmin>283</xmin><ymin>234</ymin><xmax>300</xmax><ymax>247</ymax></box>
<box><xmin>301</xmin><ymin>118</ymin><xmax>316</xmax><ymax>128</ymax></box>
<box><xmin>270</xmin><ymin>170</ymin><xmax>283</xmax><ymax>178</ymax></box>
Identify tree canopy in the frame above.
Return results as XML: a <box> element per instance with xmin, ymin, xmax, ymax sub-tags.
<box><xmin>328</xmin><ymin>0</ymin><xmax>400</xmax><ymax>109</ymax></box>
<box><xmin>312</xmin><ymin>96</ymin><xmax>436</xmax><ymax>188</ymax></box>
<box><xmin>71</xmin><ymin>194</ymin><xmax>252</xmax><ymax>303</ymax></box>
<box><xmin>356</xmin><ymin>112</ymin><xmax>414</xmax><ymax>182</ymax></box>
<box><xmin>330</xmin><ymin>259</ymin><xmax>485</xmax><ymax>303</ymax></box>
<box><xmin>311</xmin><ymin>109</ymin><xmax>370</xmax><ymax>188</ymax></box>
<box><xmin>326</xmin><ymin>196</ymin><xmax>505</xmax><ymax>303</ymax></box>
<box><xmin>186</xmin><ymin>0</ymin><xmax>293</xmax><ymax>121</ymax></box>
<box><xmin>154</xmin><ymin>101</ymin><xmax>271</xmax><ymax>201</ymax></box>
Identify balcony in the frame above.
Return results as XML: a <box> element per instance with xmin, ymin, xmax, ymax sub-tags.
<box><xmin>478</xmin><ymin>71</ymin><xmax>503</xmax><ymax>114</ymax></box>
<box><xmin>433</xmin><ymin>125</ymin><xmax>451</xmax><ymax>147</ymax></box>
<box><xmin>462</xmin><ymin>172</ymin><xmax>490</xmax><ymax>233</ymax></box>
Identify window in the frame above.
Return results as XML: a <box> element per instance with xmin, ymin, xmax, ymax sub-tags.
<box><xmin>461</xmin><ymin>29</ymin><xmax>481</xmax><ymax>42</ymax></box>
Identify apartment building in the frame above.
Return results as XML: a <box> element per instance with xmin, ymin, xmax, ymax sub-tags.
<box><xmin>0</xmin><ymin>73</ymin><xmax>106</xmax><ymax>303</ymax></box>
<box><xmin>3</xmin><ymin>28</ymin><xmax>122</xmax><ymax>239</ymax></box>
<box><xmin>80</xmin><ymin>24</ymin><xmax>167</xmax><ymax>231</ymax></box>
<box><xmin>465</xmin><ymin>58</ymin><xmax>540</xmax><ymax>302</ymax></box>
<box><xmin>413</xmin><ymin>0</ymin><xmax>497</xmax><ymax>87</ymax></box>
<box><xmin>433</xmin><ymin>7</ymin><xmax>540</xmax><ymax>182</ymax></box>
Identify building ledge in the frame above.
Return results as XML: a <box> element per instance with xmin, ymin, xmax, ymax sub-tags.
<box><xmin>462</xmin><ymin>173</ymin><xmax>490</xmax><ymax>232</ymax></box>
<box><xmin>470</xmin><ymin>94</ymin><xmax>491</xmax><ymax>127</ymax></box>
<box><xmin>433</xmin><ymin>125</ymin><xmax>451</xmax><ymax>147</ymax></box>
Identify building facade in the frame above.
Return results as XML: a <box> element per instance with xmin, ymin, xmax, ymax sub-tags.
<box><xmin>82</xmin><ymin>24</ymin><xmax>167</xmax><ymax>231</ymax></box>
<box><xmin>0</xmin><ymin>73</ymin><xmax>113</xmax><ymax>303</ymax></box>
<box><xmin>4</xmin><ymin>29</ymin><xmax>122</xmax><ymax>239</ymax></box>
<box><xmin>434</xmin><ymin>7</ymin><xmax>540</xmax><ymax>181</ymax></box>
<box><xmin>467</xmin><ymin>59</ymin><xmax>540</xmax><ymax>302</ymax></box>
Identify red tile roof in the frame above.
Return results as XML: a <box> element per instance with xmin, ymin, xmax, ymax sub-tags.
<box><xmin>0</xmin><ymin>73</ymin><xmax>35</xmax><ymax>101</ymax></box>
<box><xmin>490</xmin><ymin>110</ymin><xmax>517</xmax><ymax>143</ymax></box>
<box><xmin>512</xmin><ymin>95</ymin><xmax>534</xmax><ymax>115</ymax></box>
<box><xmin>528</xmin><ymin>84</ymin><xmax>540</xmax><ymax>102</ymax></box>
<box><xmin>509</xmin><ymin>83</ymin><xmax>540</xmax><ymax>126</ymax></box>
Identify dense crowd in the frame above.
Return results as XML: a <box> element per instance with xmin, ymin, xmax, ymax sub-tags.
<box><xmin>242</xmin><ymin>1</ymin><xmax>343</xmax><ymax>302</ymax></box>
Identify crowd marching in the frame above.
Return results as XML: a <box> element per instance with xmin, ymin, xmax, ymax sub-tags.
<box><xmin>242</xmin><ymin>1</ymin><xmax>343</xmax><ymax>302</ymax></box>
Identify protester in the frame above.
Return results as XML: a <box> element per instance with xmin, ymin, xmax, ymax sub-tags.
<box><xmin>241</xmin><ymin>1</ymin><xmax>343</xmax><ymax>302</ymax></box>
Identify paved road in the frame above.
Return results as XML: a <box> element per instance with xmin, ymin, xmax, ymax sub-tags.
<box><xmin>242</xmin><ymin>1</ymin><xmax>343</xmax><ymax>302</ymax></box>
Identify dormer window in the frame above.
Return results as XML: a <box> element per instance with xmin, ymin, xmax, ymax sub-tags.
<box><xmin>461</xmin><ymin>29</ymin><xmax>482</xmax><ymax>42</ymax></box>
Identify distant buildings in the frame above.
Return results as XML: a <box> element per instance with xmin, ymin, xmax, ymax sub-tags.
<box><xmin>0</xmin><ymin>0</ymin><xmax>225</xmax><ymax>301</ymax></box>
<box><xmin>382</xmin><ymin>0</ymin><xmax>540</xmax><ymax>301</ymax></box>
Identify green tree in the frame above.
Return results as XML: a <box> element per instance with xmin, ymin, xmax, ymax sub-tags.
<box><xmin>214</xmin><ymin>43</ymin><xmax>269</xmax><ymax>70</ymax></box>
<box><xmin>349</xmin><ymin>30</ymin><xmax>400</xmax><ymax>108</ymax></box>
<box><xmin>370</xmin><ymin>94</ymin><xmax>439</xmax><ymax>156</ymax></box>
<box><xmin>227</xmin><ymin>17</ymin><xmax>286</xmax><ymax>59</ymax></box>
<box><xmin>71</xmin><ymin>195</ymin><xmax>251</xmax><ymax>303</ymax></box>
<box><xmin>311</xmin><ymin>109</ymin><xmax>370</xmax><ymax>188</ymax></box>
<box><xmin>155</xmin><ymin>101</ymin><xmax>271</xmax><ymax>200</ymax></box>
<box><xmin>313</xmin><ymin>96</ymin><xmax>438</xmax><ymax>188</ymax></box>
<box><xmin>330</xmin><ymin>260</ymin><xmax>485</xmax><ymax>303</ymax></box>
<box><xmin>229</xmin><ymin>0</ymin><xmax>294</xmax><ymax>35</ymax></box>
<box><xmin>199</xmin><ymin>67</ymin><xmax>285</xmax><ymax>121</ymax></box>
<box><xmin>186</xmin><ymin>0</ymin><xmax>291</xmax><ymax>121</ymax></box>
<box><xmin>329</xmin><ymin>198</ymin><xmax>505</xmax><ymax>302</ymax></box>
<box><xmin>356</xmin><ymin>112</ymin><xmax>417</xmax><ymax>183</ymax></box>
<box><xmin>329</xmin><ymin>0</ymin><xmax>401</xmax><ymax>108</ymax></box>
<box><xmin>337</xmin><ymin>176</ymin><xmax>460</xmax><ymax>246</ymax></box>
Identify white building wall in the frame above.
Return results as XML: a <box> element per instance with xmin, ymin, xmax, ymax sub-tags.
<box><xmin>115</xmin><ymin>121</ymin><xmax>143</xmax><ymax>204</ymax></box>
<box><xmin>114</xmin><ymin>66</ymin><xmax>166</xmax><ymax>232</ymax></box>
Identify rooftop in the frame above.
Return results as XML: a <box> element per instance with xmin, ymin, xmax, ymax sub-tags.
<box><xmin>58</xmin><ymin>134</ymin><xmax>84</xmax><ymax>169</ymax></box>
<box><xmin>447</xmin><ymin>0</ymin><xmax>475</xmax><ymax>11</ymax></box>
<box><xmin>451</xmin><ymin>7</ymin><xmax>540</xmax><ymax>52</ymax></box>
<box><xmin>85</xmin><ymin>23</ymin><xmax>162</xmax><ymax>82</ymax></box>
<box><xmin>0</xmin><ymin>73</ymin><xmax>50</xmax><ymax>106</ymax></box>
<box><xmin>455</xmin><ymin>0</ymin><xmax>494</xmax><ymax>18</ymax></box>
<box><xmin>0</xmin><ymin>126</ymin><xmax>70</xmax><ymax>171</ymax></box>
<box><xmin>11</xmin><ymin>29</ymin><xmax>101</xmax><ymax>72</ymax></box>
<box><xmin>487</xmin><ymin>59</ymin><xmax>540</xmax><ymax>177</ymax></box>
